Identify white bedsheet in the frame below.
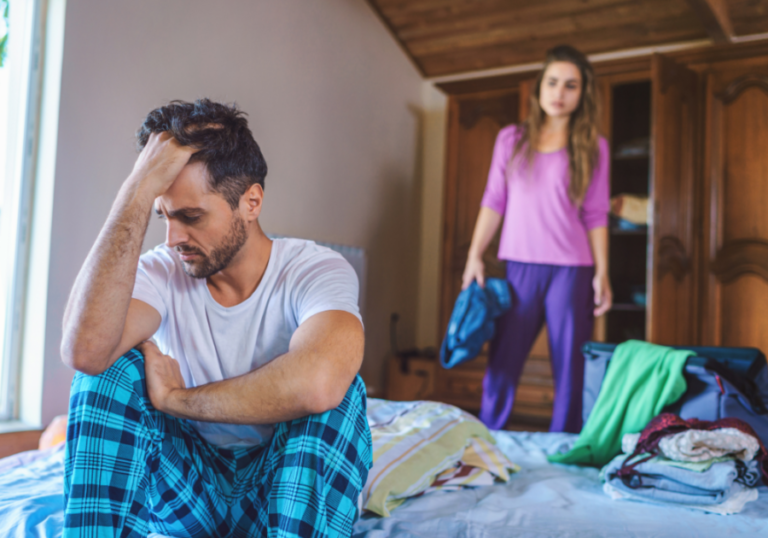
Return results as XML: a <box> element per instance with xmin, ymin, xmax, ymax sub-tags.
<box><xmin>352</xmin><ymin>431</ymin><xmax>768</xmax><ymax>537</ymax></box>
<box><xmin>1</xmin><ymin>431</ymin><xmax>766</xmax><ymax>537</ymax></box>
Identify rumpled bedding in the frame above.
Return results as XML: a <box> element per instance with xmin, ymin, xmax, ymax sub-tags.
<box><xmin>353</xmin><ymin>432</ymin><xmax>768</xmax><ymax>537</ymax></box>
<box><xmin>0</xmin><ymin>443</ymin><xmax>65</xmax><ymax>538</ymax></box>
<box><xmin>2</xmin><ymin>432</ymin><xmax>768</xmax><ymax>537</ymax></box>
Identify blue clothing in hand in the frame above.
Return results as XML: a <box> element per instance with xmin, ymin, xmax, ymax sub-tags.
<box><xmin>440</xmin><ymin>278</ymin><xmax>511</xmax><ymax>369</ymax></box>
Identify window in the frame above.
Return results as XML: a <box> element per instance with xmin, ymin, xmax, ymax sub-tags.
<box><xmin>0</xmin><ymin>0</ymin><xmax>64</xmax><ymax>423</ymax></box>
<box><xmin>0</xmin><ymin>0</ymin><xmax>21</xmax><ymax>422</ymax></box>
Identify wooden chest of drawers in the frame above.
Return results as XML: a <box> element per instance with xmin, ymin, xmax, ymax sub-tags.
<box><xmin>384</xmin><ymin>326</ymin><xmax>554</xmax><ymax>430</ymax></box>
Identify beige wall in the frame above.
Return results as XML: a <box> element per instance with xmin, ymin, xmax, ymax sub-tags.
<box><xmin>37</xmin><ymin>0</ymin><xmax>423</xmax><ymax>424</ymax></box>
<box><xmin>415</xmin><ymin>83</ymin><xmax>447</xmax><ymax>348</ymax></box>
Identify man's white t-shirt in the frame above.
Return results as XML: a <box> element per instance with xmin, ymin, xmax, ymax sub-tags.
<box><xmin>131</xmin><ymin>238</ymin><xmax>362</xmax><ymax>448</ymax></box>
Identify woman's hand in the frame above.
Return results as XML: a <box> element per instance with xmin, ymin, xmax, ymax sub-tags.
<box><xmin>462</xmin><ymin>208</ymin><xmax>503</xmax><ymax>290</ymax></box>
<box><xmin>593</xmin><ymin>272</ymin><xmax>613</xmax><ymax>317</ymax></box>
<box><xmin>462</xmin><ymin>255</ymin><xmax>486</xmax><ymax>290</ymax></box>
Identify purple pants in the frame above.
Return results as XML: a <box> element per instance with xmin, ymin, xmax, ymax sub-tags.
<box><xmin>479</xmin><ymin>261</ymin><xmax>594</xmax><ymax>433</ymax></box>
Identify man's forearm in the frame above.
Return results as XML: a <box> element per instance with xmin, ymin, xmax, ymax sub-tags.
<box><xmin>157</xmin><ymin>313</ymin><xmax>364</xmax><ymax>424</ymax></box>
<box><xmin>162</xmin><ymin>349</ymin><xmax>341</xmax><ymax>424</ymax></box>
<box><xmin>61</xmin><ymin>177</ymin><xmax>154</xmax><ymax>373</ymax></box>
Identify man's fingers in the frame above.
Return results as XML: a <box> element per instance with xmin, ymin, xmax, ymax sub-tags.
<box><xmin>137</xmin><ymin>339</ymin><xmax>160</xmax><ymax>354</ymax></box>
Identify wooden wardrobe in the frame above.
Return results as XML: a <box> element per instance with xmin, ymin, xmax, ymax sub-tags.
<box><xmin>432</xmin><ymin>41</ymin><xmax>768</xmax><ymax>429</ymax></box>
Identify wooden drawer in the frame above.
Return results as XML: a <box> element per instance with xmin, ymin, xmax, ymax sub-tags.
<box><xmin>515</xmin><ymin>384</ymin><xmax>554</xmax><ymax>406</ymax></box>
<box><xmin>386</xmin><ymin>357</ymin><xmax>436</xmax><ymax>401</ymax></box>
<box><xmin>520</xmin><ymin>355</ymin><xmax>554</xmax><ymax>387</ymax></box>
<box><xmin>438</xmin><ymin>368</ymin><xmax>484</xmax><ymax>401</ymax></box>
<box><xmin>510</xmin><ymin>403</ymin><xmax>554</xmax><ymax>420</ymax></box>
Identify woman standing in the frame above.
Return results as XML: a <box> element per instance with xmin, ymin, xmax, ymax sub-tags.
<box><xmin>462</xmin><ymin>45</ymin><xmax>612</xmax><ymax>434</ymax></box>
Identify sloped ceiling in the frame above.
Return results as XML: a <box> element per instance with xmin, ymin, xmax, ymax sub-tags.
<box><xmin>367</xmin><ymin>0</ymin><xmax>768</xmax><ymax>77</ymax></box>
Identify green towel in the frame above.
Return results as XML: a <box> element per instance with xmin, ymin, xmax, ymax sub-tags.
<box><xmin>548</xmin><ymin>340</ymin><xmax>693</xmax><ymax>466</ymax></box>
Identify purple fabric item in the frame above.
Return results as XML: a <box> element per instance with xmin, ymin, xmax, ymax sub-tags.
<box><xmin>480</xmin><ymin>125</ymin><xmax>610</xmax><ymax>266</ymax></box>
<box><xmin>479</xmin><ymin>261</ymin><xmax>594</xmax><ymax>433</ymax></box>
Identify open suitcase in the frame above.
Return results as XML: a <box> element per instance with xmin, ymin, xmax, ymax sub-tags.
<box><xmin>581</xmin><ymin>342</ymin><xmax>768</xmax><ymax>444</ymax></box>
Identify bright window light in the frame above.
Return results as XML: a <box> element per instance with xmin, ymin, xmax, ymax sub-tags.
<box><xmin>0</xmin><ymin>0</ymin><xmax>42</xmax><ymax>421</ymax></box>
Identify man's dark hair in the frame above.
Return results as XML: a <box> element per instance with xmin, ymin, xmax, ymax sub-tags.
<box><xmin>136</xmin><ymin>99</ymin><xmax>267</xmax><ymax>209</ymax></box>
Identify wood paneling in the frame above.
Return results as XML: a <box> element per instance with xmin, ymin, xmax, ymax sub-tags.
<box><xmin>730</xmin><ymin>0</ymin><xmax>768</xmax><ymax>36</ymax></box>
<box><xmin>648</xmin><ymin>53</ymin><xmax>699</xmax><ymax>344</ymax></box>
<box><xmin>368</xmin><ymin>1</ymin><xmax>768</xmax><ymax>77</ymax></box>
<box><xmin>685</xmin><ymin>0</ymin><xmax>734</xmax><ymax>42</ymax></box>
<box><xmin>437</xmin><ymin>89</ymin><xmax>558</xmax><ymax>424</ymax></box>
<box><xmin>435</xmin><ymin>89</ymin><xmax>518</xmax><ymax>414</ymax></box>
<box><xmin>439</xmin><ymin>89</ymin><xmax>517</xmax><ymax>337</ymax></box>
<box><xmin>702</xmin><ymin>59</ymin><xmax>768</xmax><ymax>355</ymax></box>
<box><xmin>428</xmin><ymin>42</ymin><xmax>768</xmax><ymax>431</ymax></box>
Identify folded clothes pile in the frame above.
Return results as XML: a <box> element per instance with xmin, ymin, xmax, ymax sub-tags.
<box><xmin>601</xmin><ymin>413</ymin><xmax>767</xmax><ymax>514</ymax></box>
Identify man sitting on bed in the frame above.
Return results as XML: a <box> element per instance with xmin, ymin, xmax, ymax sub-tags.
<box><xmin>60</xmin><ymin>99</ymin><xmax>372</xmax><ymax>538</ymax></box>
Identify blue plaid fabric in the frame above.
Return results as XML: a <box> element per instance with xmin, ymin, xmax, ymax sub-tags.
<box><xmin>64</xmin><ymin>350</ymin><xmax>372</xmax><ymax>538</ymax></box>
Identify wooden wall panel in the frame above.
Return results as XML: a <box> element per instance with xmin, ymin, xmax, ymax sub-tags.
<box><xmin>436</xmin><ymin>88</ymin><xmax>556</xmax><ymax>426</ymax></box>
<box><xmin>439</xmin><ymin>90</ymin><xmax>518</xmax><ymax>337</ymax></box>
<box><xmin>702</xmin><ymin>60</ymin><xmax>768</xmax><ymax>353</ymax></box>
<box><xmin>721</xmin><ymin>276</ymin><xmax>768</xmax><ymax>353</ymax></box>
<box><xmin>370</xmin><ymin>0</ymin><xmax>712</xmax><ymax>76</ymax></box>
<box><xmin>648</xmin><ymin>54</ymin><xmax>699</xmax><ymax>345</ymax></box>
<box><xmin>721</xmin><ymin>87</ymin><xmax>768</xmax><ymax>243</ymax></box>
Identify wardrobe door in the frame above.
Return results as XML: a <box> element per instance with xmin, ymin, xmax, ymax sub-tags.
<box><xmin>440</xmin><ymin>90</ymin><xmax>518</xmax><ymax>338</ymax></box>
<box><xmin>436</xmin><ymin>90</ymin><xmax>519</xmax><ymax>411</ymax></box>
<box><xmin>701</xmin><ymin>59</ymin><xmax>768</xmax><ymax>354</ymax></box>
<box><xmin>648</xmin><ymin>53</ymin><xmax>699</xmax><ymax>345</ymax></box>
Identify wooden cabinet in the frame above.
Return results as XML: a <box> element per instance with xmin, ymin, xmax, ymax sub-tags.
<box><xmin>439</xmin><ymin>88</ymin><xmax>518</xmax><ymax>339</ymax></box>
<box><xmin>432</xmin><ymin>42</ymin><xmax>768</xmax><ymax>428</ymax></box>
<box><xmin>701</xmin><ymin>58</ymin><xmax>768</xmax><ymax>352</ymax></box>
<box><xmin>648</xmin><ymin>54</ymin><xmax>700</xmax><ymax>345</ymax></box>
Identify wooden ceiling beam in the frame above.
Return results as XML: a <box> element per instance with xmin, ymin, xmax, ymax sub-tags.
<box><xmin>420</xmin><ymin>17</ymin><xmax>705</xmax><ymax>76</ymax></box>
<box><xmin>366</xmin><ymin>0</ymin><xmax>427</xmax><ymax>76</ymax></box>
<box><xmin>394</xmin><ymin>0</ymin><xmax>632</xmax><ymax>42</ymax></box>
<box><xmin>406</xmin><ymin>2</ymin><xmax>695</xmax><ymax>56</ymax></box>
<box><xmin>684</xmin><ymin>0</ymin><xmax>734</xmax><ymax>42</ymax></box>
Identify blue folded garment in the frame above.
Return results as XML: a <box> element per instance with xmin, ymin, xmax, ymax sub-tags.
<box><xmin>736</xmin><ymin>459</ymin><xmax>761</xmax><ymax>487</ymax></box>
<box><xmin>440</xmin><ymin>279</ymin><xmax>511</xmax><ymax>369</ymax></box>
<box><xmin>602</xmin><ymin>453</ymin><xmax>760</xmax><ymax>505</ymax></box>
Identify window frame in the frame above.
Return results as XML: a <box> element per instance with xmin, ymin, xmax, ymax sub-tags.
<box><xmin>0</xmin><ymin>0</ymin><xmax>64</xmax><ymax>424</ymax></box>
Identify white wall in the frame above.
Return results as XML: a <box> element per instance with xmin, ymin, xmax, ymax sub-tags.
<box><xmin>37</xmin><ymin>0</ymin><xmax>423</xmax><ymax>424</ymax></box>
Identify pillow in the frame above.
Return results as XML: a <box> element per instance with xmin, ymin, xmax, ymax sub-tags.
<box><xmin>39</xmin><ymin>415</ymin><xmax>67</xmax><ymax>450</ymax></box>
<box><xmin>362</xmin><ymin>398</ymin><xmax>518</xmax><ymax>517</ymax></box>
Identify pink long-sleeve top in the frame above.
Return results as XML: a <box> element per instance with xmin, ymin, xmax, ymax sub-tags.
<box><xmin>480</xmin><ymin>125</ymin><xmax>610</xmax><ymax>267</ymax></box>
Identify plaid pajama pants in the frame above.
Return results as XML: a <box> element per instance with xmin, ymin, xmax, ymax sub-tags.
<box><xmin>63</xmin><ymin>350</ymin><xmax>372</xmax><ymax>538</ymax></box>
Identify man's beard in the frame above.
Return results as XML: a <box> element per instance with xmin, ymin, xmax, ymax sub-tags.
<box><xmin>177</xmin><ymin>215</ymin><xmax>248</xmax><ymax>279</ymax></box>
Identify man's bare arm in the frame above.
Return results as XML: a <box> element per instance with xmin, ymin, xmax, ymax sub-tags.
<box><xmin>61</xmin><ymin>133</ymin><xmax>193</xmax><ymax>375</ymax></box>
<box><xmin>141</xmin><ymin>310</ymin><xmax>364</xmax><ymax>423</ymax></box>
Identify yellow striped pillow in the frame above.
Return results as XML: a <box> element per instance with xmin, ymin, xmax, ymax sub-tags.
<box><xmin>362</xmin><ymin>399</ymin><xmax>518</xmax><ymax>517</ymax></box>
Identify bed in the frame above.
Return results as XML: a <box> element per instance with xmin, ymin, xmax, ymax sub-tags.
<box><xmin>2</xmin><ymin>409</ymin><xmax>767</xmax><ymax>537</ymax></box>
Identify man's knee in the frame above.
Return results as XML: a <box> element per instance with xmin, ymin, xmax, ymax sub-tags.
<box><xmin>70</xmin><ymin>349</ymin><xmax>148</xmax><ymax>407</ymax></box>
<box><xmin>289</xmin><ymin>376</ymin><xmax>372</xmax><ymax>474</ymax></box>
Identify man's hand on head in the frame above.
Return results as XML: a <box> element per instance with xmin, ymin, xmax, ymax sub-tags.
<box><xmin>138</xmin><ymin>340</ymin><xmax>186</xmax><ymax>415</ymax></box>
<box><xmin>130</xmin><ymin>132</ymin><xmax>195</xmax><ymax>199</ymax></box>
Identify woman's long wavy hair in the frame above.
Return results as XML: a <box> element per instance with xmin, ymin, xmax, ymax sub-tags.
<box><xmin>512</xmin><ymin>45</ymin><xmax>600</xmax><ymax>205</ymax></box>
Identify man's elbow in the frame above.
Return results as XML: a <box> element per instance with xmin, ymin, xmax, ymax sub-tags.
<box><xmin>303</xmin><ymin>373</ymin><xmax>350</xmax><ymax>415</ymax></box>
<box><xmin>60</xmin><ymin>339</ymin><xmax>110</xmax><ymax>376</ymax></box>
